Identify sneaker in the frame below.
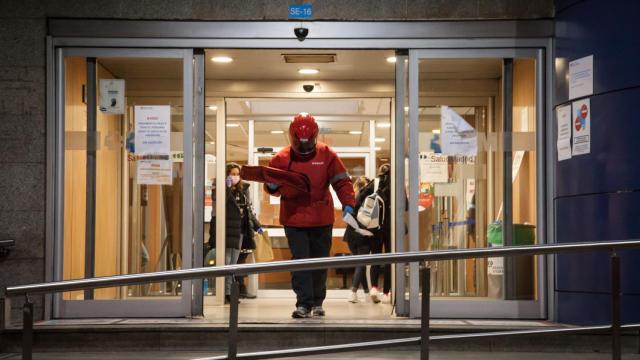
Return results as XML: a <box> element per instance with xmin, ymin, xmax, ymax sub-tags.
<box><xmin>312</xmin><ymin>306</ymin><xmax>326</xmax><ymax>317</ymax></box>
<box><xmin>348</xmin><ymin>291</ymin><xmax>359</xmax><ymax>303</ymax></box>
<box><xmin>370</xmin><ymin>287</ymin><xmax>381</xmax><ymax>303</ymax></box>
<box><xmin>291</xmin><ymin>306</ymin><xmax>311</xmax><ymax>319</ymax></box>
<box><xmin>381</xmin><ymin>292</ymin><xmax>392</xmax><ymax>304</ymax></box>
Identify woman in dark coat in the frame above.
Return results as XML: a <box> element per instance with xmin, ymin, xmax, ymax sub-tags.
<box><xmin>370</xmin><ymin>163</ymin><xmax>392</xmax><ymax>304</ymax></box>
<box><xmin>209</xmin><ymin>163</ymin><xmax>263</xmax><ymax>302</ymax></box>
<box><xmin>343</xmin><ymin>176</ymin><xmax>374</xmax><ymax>303</ymax></box>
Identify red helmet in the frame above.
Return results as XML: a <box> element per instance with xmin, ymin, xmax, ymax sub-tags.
<box><xmin>289</xmin><ymin>113</ymin><xmax>319</xmax><ymax>156</ymax></box>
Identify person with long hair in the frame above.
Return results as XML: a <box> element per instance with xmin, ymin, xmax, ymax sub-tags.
<box><xmin>343</xmin><ymin>176</ymin><xmax>375</xmax><ymax>303</ymax></box>
<box><xmin>209</xmin><ymin>162</ymin><xmax>263</xmax><ymax>303</ymax></box>
<box><xmin>369</xmin><ymin>163</ymin><xmax>392</xmax><ymax>304</ymax></box>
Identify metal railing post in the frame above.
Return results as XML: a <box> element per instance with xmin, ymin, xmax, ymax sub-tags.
<box><xmin>421</xmin><ymin>265</ymin><xmax>430</xmax><ymax>360</ymax></box>
<box><xmin>22</xmin><ymin>295</ymin><xmax>33</xmax><ymax>360</ymax></box>
<box><xmin>611</xmin><ymin>253</ymin><xmax>621</xmax><ymax>360</ymax></box>
<box><xmin>228</xmin><ymin>280</ymin><xmax>240</xmax><ymax>360</ymax></box>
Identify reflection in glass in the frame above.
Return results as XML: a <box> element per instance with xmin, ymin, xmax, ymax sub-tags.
<box><xmin>62</xmin><ymin>57</ymin><xmax>184</xmax><ymax>300</ymax></box>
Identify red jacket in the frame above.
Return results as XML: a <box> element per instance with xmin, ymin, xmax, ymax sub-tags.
<box><xmin>266</xmin><ymin>142</ymin><xmax>355</xmax><ymax>228</ymax></box>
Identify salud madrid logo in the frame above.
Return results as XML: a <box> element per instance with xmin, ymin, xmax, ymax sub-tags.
<box><xmin>575</xmin><ymin>103</ymin><xmax>588</xmax><ymax>131</ymax></box>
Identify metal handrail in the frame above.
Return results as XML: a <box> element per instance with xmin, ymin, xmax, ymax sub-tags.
<box><xmin>5</xmin><ymin>239</ymin><xmax>640</xmax><ymax>360</ymax></box>
<box><xmin>0</xmin><ymin>239</ymin><xmax>15</xmax><ymax>247</ymax></box>
<box><xmin>198</xmin><ymin>324</ymin><xmax>640</xmax><ymax>360</ymax></box>
<box><xmin>5</xmin><ymin>240</ymin><xmax>640</xmax><ymax>297</ymax></box>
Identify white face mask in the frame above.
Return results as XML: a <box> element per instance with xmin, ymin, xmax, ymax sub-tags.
<box><xmin>230</xmin><ymin>175</ymin><xmax>240</xmax><ymax>185</ymax></box>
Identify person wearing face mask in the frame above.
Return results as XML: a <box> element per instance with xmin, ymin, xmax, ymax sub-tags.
<box><xmin>265</xmin><ymin>113</ymin><xmax>355</xmax><ymax>318</ymax></box>
<box><xmin>209</xmin><ymin>162</ymin><xmax>263</xmax><ymax>303</ymax></box>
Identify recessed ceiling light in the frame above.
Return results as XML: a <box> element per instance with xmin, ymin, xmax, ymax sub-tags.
<box><xmin>298</xmin><ymin>68</ymin><xmax>319</xmax><ymax>75</ymax></box>
<box><xmin>208</xmin><ymin>105</ymin><xmax>217</xmax><ymax>111</ymax></box>
<box><xmin>376</xmin><ymin>122</ymin><xmax>391</xmax><ymax>128</ymax></box>
<box><xmin>386</xmin><ymin>56</ymin><xmax>397</xmax><ymax>63</ymax></box>
<box><xmin>271</xmin><ymin>130</ymin><xmax>284</xmax><ymax>134</ymax></box>
<box><xmin>349</xmin><ymin>130</ymin><xmax>363</xmax><ymax>135</ymax></box>
<box><xmin>432</xmin><ymin>129</ymin><xmax>441</xmax><ymax>134</ymax></box>
<box><xmin>375</xmin><ymin>137</ymin><xmax>386</xmax><ymax>142</ymax></box>
<box><xmin>208</xmin><ymin>141</ymin><xmax>215</xmax><ymax>145</ymax></box>
<box><xmin>226</xmin><ymin>123</ymin><xmax>240</xmax><ymax>128</ymax></box>
<box><xmin>404</xmin><ymin>106</ymin><xmax>409</xmax><ymax>112</ymax></box>
<box><xmin>211</xmin><ymin>56</ymin><xmax>233</xmax><ymax>63</ymax></box>
<box><xmin>375</xmin><ymin>147</ymin><xmax>382</xmax><ymax>151</ymax></box>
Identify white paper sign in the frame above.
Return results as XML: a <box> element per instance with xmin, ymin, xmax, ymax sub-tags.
<box><xmin>420</xmin><ymin>152</ymin><xmax>448</xmax><ymax>183</ymax></box>
<box><xmin>343</xmin><ymin>213</ymin><xmax>374</xmax><ymax>237</ymax></box>
<box><xmin>556</xmin><ymin>105</ymin><xmax>572</xmax><ymax>161</ymax></box>
<box><xmin>572</xmin><ymin>98</ymin><xmax>591</xmax><ymax>156</ymax></box>
<box><xmin>441</xmin><ymin>106</ymin><xmax>477</xmax><ymax>156</ymax></box>
<box><xmin>569</xmin><ymin>55</ymin><xmax>594</xmax><ymax>100</ymax></box>
<box><xmin>99</xmin><ymin>79</ymin><xmax>125</xmax><ymax>114</ymax></box>
<box><xmin>135</xmin><ymin>106</ymin><xmax>171</xmax><ymax>156</ymax></box>
<box><xmin>137</xmin><ymin>159</ymin><xmax>173</xmax><ymax>185</ymax></box>
<box><xmin>487</xmin><ymin>257</ymin><xmax>504</xmax><ymax>275</ymax></box>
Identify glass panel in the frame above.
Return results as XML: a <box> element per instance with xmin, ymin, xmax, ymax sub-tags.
<box><xmin>510</xmin><ymin>58</ymin><xmax>538</xmax><ymax>301</ymax></box>
<box><xmin>62</xmin><ymin>56</ymin><xmax>184</xmax><ymax>300</ymax></box>
<box><xmin>203</xmin><ymin>101</ymin><xmax>218</xmax><ymax>295</ymax></box>
<box><xmin>416</xmin><ymin>58</ymin><xmax>537</xmax><ymax>300</ymax></box>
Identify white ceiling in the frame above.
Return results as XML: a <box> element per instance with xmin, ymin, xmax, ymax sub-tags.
<box><xmin>205</xmin><ymin>49</ymin><xmax>396</xmax><ymax>81</ymax></box>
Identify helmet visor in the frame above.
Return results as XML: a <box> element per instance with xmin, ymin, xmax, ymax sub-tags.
<box><xmin>293</xmin><ymin>136</ymin><xmax>316</xmax><ymax>154</ymax></box>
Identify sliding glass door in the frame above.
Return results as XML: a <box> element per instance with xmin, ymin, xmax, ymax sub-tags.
<box><xmin>54</xmin><ymin>48</ymin><xmax>197</xmax><ymax>317</ymax></box>
<box><xmin>406</xmin><ymin>49</ymin><xmax>546</xmax><ymax>318</ymax></box>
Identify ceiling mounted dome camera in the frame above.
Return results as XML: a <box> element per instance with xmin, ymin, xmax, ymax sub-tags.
<box><xmin>294</xmin><ymin>27</ymin><xmax>309</xmax><ymax>41</ymax></box>
<box><xmin>303</xmin><ymin>84</ymin><xmax>314</xmax><ymax>92</ymax></box>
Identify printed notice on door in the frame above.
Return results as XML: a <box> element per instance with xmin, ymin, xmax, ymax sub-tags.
<box><xmin>135</xmin><ymin>105</ymin><xmax>171</xmax><ymax>156</ymax></box>
<box><xmin>135</xmin><ymin>105</ymin><xmax>172</xmax><ymax>184</ymax></box>
<box><xmin>440</xmin><ymin>106</ymin><xmax>477</xmax><ymax>157</ymax></box>
<box><xmin>420</xmin><ymin>152</ymin><xmax>448</xmax><ymax>183</ymax></box>
<box><xmin>137</xmin><ymin>159</ymin><xmax>173</xmax><ymax>185</ymax></box>
<box><xmin>556</xmin><ymin>104</ymin><xmax>572</xmax><ymax>161</ymax></box>
<box><xmin>572</xmin><ymin>98</ymin><xmax>591</xmax><ymax>156</ymax></box>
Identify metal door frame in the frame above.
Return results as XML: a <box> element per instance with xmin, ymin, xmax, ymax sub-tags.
<box><xmin>45</xmin><ymin>19</ymin><xmax>554</xmax><ymax>320</ymax></box>
<box><xmin>407</xmin><ymin>48</ymin><xmax>547</xmax><ymax>318</ymax></box>
<box><xmin>52</xmin><ymin>47</ymin><xmax>196</xmax><ymax>317</ymax></box>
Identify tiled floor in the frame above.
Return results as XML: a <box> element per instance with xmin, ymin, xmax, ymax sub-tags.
<box><xmin>31</xmin><ymin>296</ymin><xmax>555</xmax><ymax>330</ymax></box>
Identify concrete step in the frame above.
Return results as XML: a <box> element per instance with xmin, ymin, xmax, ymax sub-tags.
<box><xmin>2</xmin><ymin>319</ymin><xmax>640</xmax><ymax>355</ymax></box>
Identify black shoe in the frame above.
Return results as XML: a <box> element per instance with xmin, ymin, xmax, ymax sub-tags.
<box><xmin>312</xmin><ymin>306</ymin><xmax>325</xmax><ymax>317</ymax></box>
<box><xmin>291</xmin><ymin>306</ymin><xmax>311</xmax><ymax>318</ymax></box>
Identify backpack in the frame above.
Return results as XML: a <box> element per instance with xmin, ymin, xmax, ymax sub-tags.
<box><xmin>356</xmin><ymin>179</ymin><xmax>385</xmax><ymax>229</ymax></box>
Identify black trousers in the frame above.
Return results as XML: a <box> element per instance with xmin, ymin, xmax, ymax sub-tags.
<box><xmin>370</xmin><ymin>228</ymin><xmax>391</xmax><ymax>294</ymax></box>
<box><xmin>285</xmin><ymin>225</ymin><xmax>332</xmax><ymax>310</ymax></box>
<box><xmin>347</xmin><ymin>240</ymin><xmax>371</xmax><ymax>292</ymax></box>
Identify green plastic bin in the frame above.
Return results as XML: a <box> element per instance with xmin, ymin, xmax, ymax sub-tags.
<box><xmin>487</xmin><ymin>223</ymin><xmax>536</xmax><ymax>300</ymax></box>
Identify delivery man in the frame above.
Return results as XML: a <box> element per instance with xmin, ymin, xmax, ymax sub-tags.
<box><xmin>266</xmin><ymin>113</ymin><xmax>356</xmax><ymax>318</ymax></box>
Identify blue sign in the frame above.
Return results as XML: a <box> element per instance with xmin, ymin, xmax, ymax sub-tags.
<box><xmin>288</xmin><ymin>4</ymin><xmax>313</xmax><ymax>19</ymax></box>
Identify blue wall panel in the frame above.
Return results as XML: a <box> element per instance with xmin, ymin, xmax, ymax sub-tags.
<box><xmin>555</xmin><ymin>89</ymin><xmax>640</xmax><ymax>198</ymax></box>
<box><xmin>554</xmin><ymin>0</ymin><xmax>640</xmax><ymax>105</ymax></box>
<box><xmin>557</xmin><ymin>292</ymin><xmax>640</xmax><ymax>325</ymax></box>
<box><xmin>554</xmin><ymin>0</ymin><xmax>640</xmax><ymax>324</ymax></box>
<box><xmin>556</xmin><ymin>192</ymin><xmax>640</xmax><ymax>294</ymax></box>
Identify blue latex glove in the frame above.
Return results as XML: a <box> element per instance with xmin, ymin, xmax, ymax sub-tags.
<box><xmin>343</xmin><ymin>205</ymin><xmax>354</xmax><ymax>218</ymax></box>
<box><xmin>266</xmin><ymin>183</ymin><xmax>280</xmax><ymax>191</ymax></box>
<box><xmin>257</xmin><ymin>227</ymin><xmax>264</xmax><ymax>234</ymax></box>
